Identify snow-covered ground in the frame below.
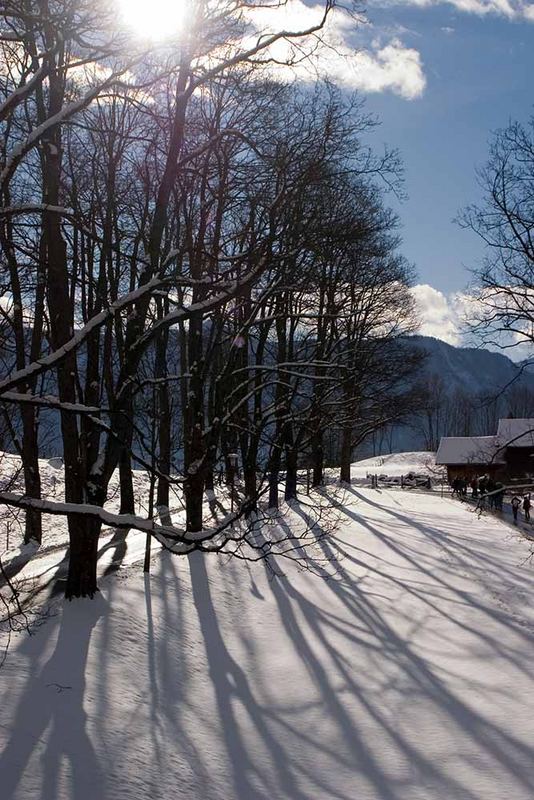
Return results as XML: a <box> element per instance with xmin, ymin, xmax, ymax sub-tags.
<box><xmin>1</xmin><ymin>482</ymin><xmax>534</xmax><ymax>800</ymax></box>
<box><xmin>0</xmin><ymin>453</ymin><xmax>159</xmax><ymax>560</ymax></box>
<box><xmin>351</xmin><ymin>450</ymin><xmax>444</xmax><ymax>480</ymax></box>
<box><xmin>0</xmin><ymin>451</ymin><xmax>439</xmax><ymax>565</ymax></box>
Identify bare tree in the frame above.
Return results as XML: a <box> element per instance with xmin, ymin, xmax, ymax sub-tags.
<box><xmin>0</xmin><ymin>0</ymin><xmax>348</xmax><ymax>598</ymax></box>
<box><xmin>459</xmin><ymin>115</ymin><xmax>534</xmax><ymax>353</ymax></box>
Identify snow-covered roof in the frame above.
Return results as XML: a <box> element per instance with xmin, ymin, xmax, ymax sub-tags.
<box><xmin>496</xmin><ymin>419</ymin><xmax>534</xmax><ymax>448</ymax></box>
<box><xmin>436</xmin><ymin>436</ymin><xmax>505</xmax><ymax>466</ymax></box>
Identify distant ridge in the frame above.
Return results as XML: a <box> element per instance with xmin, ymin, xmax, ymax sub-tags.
<box><xmin>409</xmin><ymin>335</ymin><xmax>534</xmax><ymax>395</ymax></box>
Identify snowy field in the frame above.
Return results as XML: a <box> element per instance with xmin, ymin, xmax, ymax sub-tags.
<box><xmin>0</xmin><ymin>451</ymin><xmax>441</xmax><ymax>589</ymax></box>
<box><xmin>1</xmin><ymin>478</ymin><xmax>534</xmax><ymax>800</ymax></box>
<box><xmin>0</xmin><ymin>453</ymin><xmax>158</xmax><ymax>561</ymax></box>
<box><xmin>351</xmin><ymin>450</ymin><xmax>443</xmax><ymax>480</ymax></box>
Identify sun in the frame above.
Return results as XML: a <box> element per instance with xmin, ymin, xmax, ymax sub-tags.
<box><xmin>118</xmin><ymin>0</ymin><xmax>186</xmax><ymax>41</ymax></box>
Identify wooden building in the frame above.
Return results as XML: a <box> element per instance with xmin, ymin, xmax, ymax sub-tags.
<box><xmin>496</xmin><ymin>419</ymin><xmax>534</xmax><ymax>480</ymax></box>
<box><xmin>437</xmin><ymin>418</ymin><xmax>534</xmax><ymax>483</ymax></box>
<box><xmin>436</xmin><ymin>436</ymin><xmax>505</xmax><ymax>483</ymax></box>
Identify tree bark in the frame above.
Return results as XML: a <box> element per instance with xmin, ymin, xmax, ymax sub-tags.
<box><xmin>268</xmin><ymin>444</ymin><xmax>281</xmax><ymax>509</ymax></box>
<box><xmin>285</xmin><ymin>445</ymin><xmax>298</xmax><ymax>501</ymax></box>
<box><xmin>339</xmin><ymin>426</ymin><xmax>352</xmax><ymax>484</ymax></box>
<box><xmin>311</xmin><ymin>428</ymin><xmax>324</xmax><ymax>487</ymax></box>
<box><xmin>119</xmin><ymin>448</ymin><xmax>135</xmax><ymax>515</ymax></box>
<box><xmin>65</xmin><ymin>515</ymin><xmax>102</xmax><ymax>599</ymax></box>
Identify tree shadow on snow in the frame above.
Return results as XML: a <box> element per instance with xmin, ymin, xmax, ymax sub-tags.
<box><xmin>98</xmin><ymin>527</ymin><xmax>129</xmax><ymax>576</ymax></box>
<box><xmin>188</xmin><ymin>551</ymin><xmax>308</xmax><ymax>800</ymax></box>
<box><xmin>140</xmin><ymin>554</ymin><xmax>219</xmax><ymax>800</ymax></box>
<box><xmin>0</xmin><ymin>594</ymin><xmax>107</xmax><ymax>800</ymax></box>
<box><xmin>278</xmin><ymin>493</ymin><xmax>534</xmax><ymax>798</ymax></box>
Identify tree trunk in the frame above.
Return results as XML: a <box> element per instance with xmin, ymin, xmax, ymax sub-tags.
<box><xmin>311</xmin><ymin>428</ymin><xmax>324</xmax><ymax>487</ymax></box>
<box><xmin>0</xmin><ymin>206</ymin><xmax>43</xmax><ymax>544</ymax></box>
<box><xmin>205</xmin><ymin>469</ymin><xmax>214</xmax><ymax>492</ymax></box>
<box><xmin>268</xmin><ymin>443</ymin><xmax>282</xmax><ymax>509</ymax></box>
<box><xmin>185</xmin><ymin>474</ymin><xmax>204</xmax><ymax>532</ymax></box>
<box><xmin>243</xmin><ymin>448</ymin><xmax>258</xmax><ymax>513</ymax></box>
<box><xmin>339</xmin><ymin>426</ymin><xmax>352</xmax><ymax>484</ymax></box>
<box><xmin>21</xmin><ymin>411</ymin><xmax>42</xmax><ymax>544</ymax></box>
<box><xmin>156</xmin><ymin>304</ymin><xmax>171</xmax><ymax>516</ymax></box>
<box><xmin>285</xmin><ymin>446</ymin><xmax>298</xmax><ymax>501</ymax></box>
<box><xmin>119</xmin><ymin>448</ymin><xmax>135</xmax><ymax>515</ymax></box>
<box><xmin>41</xmin><ymin>48</ymin><xmax>89</xmax><ymax>597</ymax></box>
<box><xmin>65</xmin><ymin>515</ymin><xmax>102</xmax><ymax>599</ymax></box>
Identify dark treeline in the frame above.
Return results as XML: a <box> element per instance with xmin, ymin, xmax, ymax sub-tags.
<box><xmin>364</xmin><ymin>374</ymin><xmax>534</xmax><ymax>456</ymax></box>
<box><xmin>413</xmin><ymin>378</ymin><xmax>534</xmax><ymax>453</ymax></box>
<box><xmin>0</xmin><ymin>0</ymin><xmax>422</xmax><ymax>598</ymax></box>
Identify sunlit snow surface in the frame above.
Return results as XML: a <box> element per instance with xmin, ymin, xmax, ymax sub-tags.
<box><xmin>1</xmin><ymin>471</ymin><xmax>534</xmax><ymax>799</ymax></box>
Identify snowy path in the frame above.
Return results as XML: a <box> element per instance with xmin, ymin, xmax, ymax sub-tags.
<box><xmin>1</xmin><ymin>486</ymin><xmax>534</xmax><ymax>799</ymax></box>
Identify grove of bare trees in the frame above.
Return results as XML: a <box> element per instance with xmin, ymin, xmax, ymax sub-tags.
<box><xmin>0</xmin><ymin>0</ymin><xmax>421</xmax><ymax>599</ymax></box>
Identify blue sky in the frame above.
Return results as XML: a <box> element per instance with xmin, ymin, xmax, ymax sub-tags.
<box><xmin>127</xmin><ymin>0</ymin><xmax>532</xmax><ymax>351</ymax></box>
<box><xmin>277</xmin><ymin>0</ymin><xmax>532</xmax><ymax>349</ymax></box>
<box><xmin>363</xmin><ymin>5</ymin><xmax>533</xmax><ymax>297</ymax></box>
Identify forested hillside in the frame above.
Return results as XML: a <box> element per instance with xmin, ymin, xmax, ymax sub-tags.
<box><xmin>363</xmin><ymin>336</ymin><xmax>534</xmax><ymax>456</ymax></box>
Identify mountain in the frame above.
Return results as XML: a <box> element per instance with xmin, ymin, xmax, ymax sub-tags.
<box><xmin>410</xmin><ymin>335</ymin><xmax>534</xmax><ymax>395</ymax></box>
<box><xmin>355</xmin><ymin>335</ymin><xmax>534</xmax><ymax>458</ymax></box>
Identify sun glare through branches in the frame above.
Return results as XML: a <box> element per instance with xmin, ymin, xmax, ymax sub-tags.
<box><xmin>117</xmin><ymin>0</ymin><xmax>186</xmax><ymax>40</ymax></box>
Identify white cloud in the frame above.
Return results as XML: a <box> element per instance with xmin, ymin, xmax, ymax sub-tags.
<box><xmin>349</xmin><ymin>39</ymin><xmax>426</xmax><ymax>100</ymax></box>
<box><xmin>246</xmin><ymin>3</ymin><xmax>426</xmax><ymax>100</ymax></box>
<box><xmin>411</xmin><ymin>284</ymin><xmax>534</xmax><ymax>361</ymax></box>
<box><xmin>411</xmin><ymin>284</ymin><xmax>463</xmax><ymax>345</ymax></box>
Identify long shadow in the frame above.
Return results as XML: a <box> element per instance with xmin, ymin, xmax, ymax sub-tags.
<box><xmin>14</xmin><ymin>546</ymin><xmax>72</xmax><ymax>607</ymax></box>
<box><xmin>2</xmin><ymin>524</ymin><xmax>131</xmax><ymax>598</ymax></box>
<box><xmin>142</xmin><ymin>553</ymin><xmax>216</xmax><ymax>799</ymax></box>
<box><xmin>321</xmin><ymin>492</ymin><xmax>534</xmax><ymax>684</ymax></box>
<box><xmin>266</xmin><ymin>570</ymin><xmax>487</xmax><ymax>800</ymax></box>
<box><xmin>9</xmin><ymin>526</ymin><xmax>130</xmax><ymax>610</ymax></box>
<box><xmin>265</xmin><ymin>565</ymin><xmax>402</xmax><ymax>800</ymax></box>
<box><xmin>328</xmin><ymin>488</ymin><xmax>534</xmax><ymax>649</ymax></box>
<box><xmin>344</xmin><ymin>486</ymin><xmax>530</xmax><ymax>586</ymax></box>
<box><xmin>282</xmin><ymin>496</ymin><xmax>534</xmax><ymax>795</ymax></box>
<box><xmin>49</xmin><ymin>547</ymin><xmax>71</xmax><ymax>597</ymax></box>
<box><xmin>98</xmin><ymin>528</ymin><xmax>129</xmax><ymax>576</ymax></box>
<box><xmin>1</xmin><ymin>546</ymin><xmax>39</xmax><ymax>586</ymax></box>
<box><xmin>188</xmin><ymin>552</ymin><xmax>309</xmax><ymax>800</ymax></box>
<box><xmin>0</xmin><ymin>594</ymin><xmax>107</xmax><ymax>799</ymax></box>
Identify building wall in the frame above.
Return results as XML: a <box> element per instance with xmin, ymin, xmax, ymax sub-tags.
<box><xmin>445</xmin><ymin>448</ymin><xmax>534</xmax><ymax>483</ymax></box>
<box><xmin>446</xmin><ymin>464</ymin><xmax>503</xmax><ymax>483</ymax></box>
<box><xmin>504</xmin><ymin>447</ymin><xmax>534</xmax><ymax>480</ymax></box>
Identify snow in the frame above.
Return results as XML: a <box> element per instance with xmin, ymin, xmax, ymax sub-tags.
<box><xmin>496</xmin><ymin>418</ymin><xmax>534</xmax><ymax>448</ymax></box>
<box><xmin>351</xmin><ymin>450</ymin><xmax>441</xmax><ymax>478</ymax></box>
<box><xmin>0</xmin><ymin>454</ymin><xmax>156</xmax><ymax>562</ymax></box>
<box><xmin>2</xmin><ymin>483</ymin><xmax>534</xmax><ymax>799</ymax></box>
<box><xmin>436</xmin><ymin>436</ymin><xmax>505</xmax><ymax>466</ymax></box>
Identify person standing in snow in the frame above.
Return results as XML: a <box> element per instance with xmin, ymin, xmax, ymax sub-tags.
<box><xmin>470</xmin><ymin>477</ymin><xmax>479</xmax><ymax>498</ymax></box>
<box><xmin>511</xmin><ymin>494</ymin><xmax>521</xmax><ymax>523</ymax></box>
<box><xmin>486</xmin><ymin>477</ymin><xmax>496</xmax><ymax>508</ymax></box>
<box><xmin>494</xmin><ymin>483</ymin><xmax>504</xmax><ymax>511</ymax></box>
<box><xmin>523</xmin><ymin>493</ymin><xmax>531</xmax><ymax>522</ymax></box>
